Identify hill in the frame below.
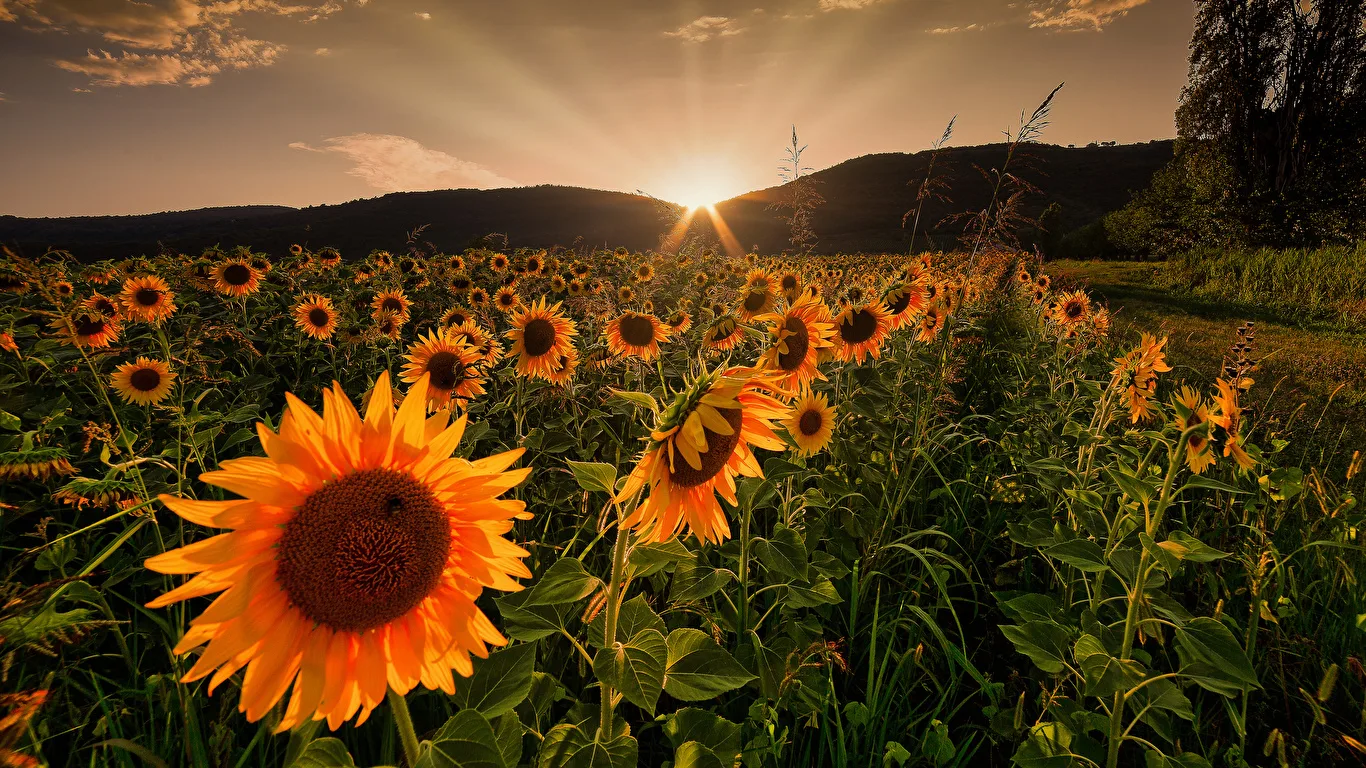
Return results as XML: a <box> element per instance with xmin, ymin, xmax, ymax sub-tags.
<box><xmin>0</xmin><ymin>141</ymin><xmax>1173</xmax><ymax>260</ymax></box>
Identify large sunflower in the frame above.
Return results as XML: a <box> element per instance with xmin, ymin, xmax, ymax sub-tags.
<box><xmin>494</xmin><ymin>286</ymin><xmax>522</xmax><ymax>314</ymax></box>
<box><xmin>1053</xmin><ymin>290</ymin><xmax>1091</xmax><ymax>326</ymax></box>
<box><xmin>737</xmin><ymin>270</ymin><xmax>776</xmax><ymax>321</ymax></box>
<box><xmin>83</xmin><ymin>293</ymin><xmax>123</xmax><ymax>322</ymax></box>
<box><xmin>111</xmin><ymin>357</ymin><xmax>176</xmax><ymax>405</ymax></box>
<box><xmin>371</xmin><ymin>290</ymin><xmax>412</xmax><ymax>324</ymax></box>
<box><xmin>507</xmin><ymin>299</ymin><xmax>577</xmax><ymax>381</ymax></box>
<box><xmin>212</xmin><ymin>259</ymin><xmax>263</xmax><ymax>297</ymax></box>
<box><xmin>832</xmin><ymin>302</ymin><xmax>891</xmax><ymax>363</ymax></box>
<box><xmin>1173</xmin><ymin>386</ymin><xmax>1217</xmax><ymax>475</ymax></box>
<box><xmin>758</xmin><ymin>294</ymin><xmax>834</xmax><ymax>388</ymax></box>
<box><xmin>881</xmin><ymin>282</ymin><xmax>927</xmax><ymax>331</ymax></box>
<box><xmin>784</xmin><ymin>389</ymin><xmax>835</xmax><ymax>457</ymax></box>
<box><xmin>916</xmin><ymin>303</ymin><xmax>946</xmax><ymax>344</ymax></box>
<box><xmin>605</xmin><ymin>311</ymin><xmax>671</xmax><ymax>361</ymax></box>
<box><xmin>617</xmin><ymin>367</ymin><xmax>787</xmax><ymax>544</ymax></box>
<box><xmin>50</xmin><ymin>310</ymin><xmax>120</xmax><ymax>349</ymax></box>
<box><xmin>144</xmin><ymin>373</ymin><xmax>531</xmax><ymax>731</ymax></box>
<box><xmin>702</xmin><ymin>315</ymin><xmax>743</xmax><ymax>353</ymax></box>
<box><xmin>294</xmin><ymin>295</ymin><xmax>338</xmax><ymax>340</ymax></box>
<box><xmin>402</xmin><ymin>329</ymin><xmax>487</xmax><ymax>409</ymax></box>
<box><xmin>119</xmin><ymin>275</ymin><xmax>177</xmax><ymax>324</ymax></box>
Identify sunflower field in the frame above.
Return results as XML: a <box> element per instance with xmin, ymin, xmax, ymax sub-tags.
<box><xmin>0</xmin><ymin>242</ymin><xmax>1362</xmax><ymax>768</ymax></box>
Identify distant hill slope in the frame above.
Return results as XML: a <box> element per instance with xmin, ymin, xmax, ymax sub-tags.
<box><xmin>0</xmin><ymin>140</ymin><xmax>1173</xmax><ymax>261</ymax></box>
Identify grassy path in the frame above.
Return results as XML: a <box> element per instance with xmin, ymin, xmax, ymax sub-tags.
<box><xmin>1047</xmin><ymin>259</ymin><xmax>1366</xmax><ymax>470</ymax></box>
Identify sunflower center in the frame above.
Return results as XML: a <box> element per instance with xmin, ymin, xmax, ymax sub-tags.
<box><xmin>669</xmin><ymin>407</ymin><xmax>744</xmax><ymax>488</ymax></box>
<box><xmin>382</xmin><ymin>297</ymin><xmax>403</xmax><ymax>313</ymax></box>
<box><xmin>839</xmin><ymin>309</ymin><xmax>878</xmax><ymax>344</ymax></box>
<box><xmin>886</xmin><ymin>291</ymin><xmax>911</xmax><ymax>316</ymax></box>
<box><xmin>619</xmin><ymin>314</ymin><xmax>657</xmax><ymax>347</ymax></box>
<box><xmin>777</xmin><ymin>316</ymin><xmax>810</xmax><ymax>371</ymax></box>
<box><xmin>425</xmin><ymin>351</ymin><xmax>464</xmax><ymax>390</ymax></box>
<box><xmin>130</xmin><ymin>367</ymin><xmax>162</xmax><ymax>392</ymax></box>
<box><xmin>135</xmin><ymin>288</ymin><xmax>161</xmax><ymax>307</ymax></box>
<box><xmin>74</xmin><ymin>315</ymin><xmax>106</xmax><ymax>336</ymax></box>
<box><xmin>523</xmin><ymin>318</ymin><xmax>557</xmax><ymax>357</ymax></box>
<box><xmin>1065</xmin><ymin>301</ymin><xmax>1084</xmax><ymax>319</ymax></box>
<box><xmin>223</xmin><ymin>264</ymin><xmax>252</xmax><ymax>286</ymax></box>
<box><xmin>799</xmin><ymin>409</ymin><xmax>823</xmax><ymax>436</ymax></box>
<box><xmin>308</xmin><ymin>307</ymin><xmax>330</xmax><ymax>328</ymax></box>
<box><xmin>781</xmin><ymin>275</ymin><xmax>798</xmax><ymax>292</ymax></box>
<box><xmin>448</xmin><ymin>312</ymin><xmax>468</xmax><ymax>327</ymax></box>
<box><xmin>94</xmin><ymin>298</ymin><xmax>118</xmax><ymax>316</ymax></box>
<box><xmin>743</xmin><ymin>291</ymin><xmax>768</xmax><ymax>312</ymax></box>
<box><xmin>276</xmin><ymin>468</ymin><xmax>450</xmax><ymax>632</ymax></box>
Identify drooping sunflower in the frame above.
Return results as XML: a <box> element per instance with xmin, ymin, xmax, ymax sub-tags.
<box><xmin>882</xmin><ymin>282</ymin><xmax>927</xmax><ymax>331</ymax></box>
<box><xmin>617</xmin><ymin>367</ymin><xmax>788</xmax><ymax>544</ymax></box>
<box><xmin>703</xmin><ymin>315</ymin><xmax>743</xmax><ymax>353</ymax></box>
<box><xmin>759</xmin><ymin>294</ymin><xmax>834</xmax><ymax>388</ymax></box>
<box><xmin>1211</xmin><ymin>378</ymin><xmax>1256</xmax><ymax>471</ymax></box>
<box><xmin>111</xmin><ymin>357</ymin><xmax>176</xmax><ymax>405</ymax></box>
<box><xmin>317</xmin><ymin>249</ymin><xmax>341</xmax><ymax>269</ymax></box>
<box><xmin>1110</xmin><ymin>333</ymin><xmax>1171</xmax><ymax>424</ymax></box>
<box><xmin>144</xmin><ymin>373</ymin><xmax>532</xmax><ymax>731</ymax></box>
<box><xmin>777</xmin><ymin>271</ymin><xmax>802</xmax><ymax>304</ymax></box>
<box><xmin>494</xmin><ymin>286</ymin><xmax>521</xmax><ymax>314</ymax></box>
<box><xmin>916</xmin><ymin>303</ymin><xmax>946</xmax><ymax>344</ymax></box>
<box><xmin>293</xmin><ymin>295</ymin><xmax>338</xmax><ymax>340</ymax></box>
<box><xmin>666</xmin><ymin>310</ymin><xmax>692</xmax><ymax>335</ymax></box>
<box><xmin>371</xmin><ymin>290</ymin><xmax>412</xmax><ymax>324</ymax></box>
<box><xmin>0</xmin><ymin>271</ymin><xmax>31</xmax><ymax>295</ymax></box>
<box><xmin>832</xmin><ymin>302</ymin><xmax>891</xmax><ymax>363</ymax></box>
<box><xmin>119</xmin><ymin>275</ymin><xmax>177</xmax><ymax>324</ymax></box>
<box><xmin>571</xmin><ymin>261</ymin><xmax>591</xmax><ymax>279</ymax></box>
<box><xmin>605</xmin><ymin>311</ymin><xmax>671</xmax><ymax>361</ymax></box>
<box><xmin>450</xmin><ymin>274</ymin><xmax>474</xmax><ymax>296</ymax></box>
<box><xmin>50</xmin><ymin>310</ymin><xmax>121</xmax><ymax>349</ymax></box>
<box><xmin>402</xmin><ymin>328</ymin><xmax>487</xmax><ymax>408</ymax></box>
<box><xmin>375</xmin><ymin>311</ymin><xmax>404</xmax><ymax>341</ymax></box>
<box><xmin>544</xmin><ymin>346</ymin><xmax>579</xmax><ymax>387</ymax></box>
<box><xmin>212</xmin><ymin>259</ymin><xmax>263</xmax><ymax>297</ymax></box>
<box><xmin>737</xmin><ymin>270</ymin><xmax>776</xmax><ymax>321</ymax></box>
<box><xmin>453</xmin><ymin>322</ymin><xmax>504</xmax><ymax>368</ymax></box>
<box><xmin>507</xmin><ymin>299</ymin><xmax>577</xmax><ymax>381</ymax></box>
<box><xmin>469</xmin><ymin>287</ymin><xmax>490</xmax><ymax>308</ymax></box>
<box><xmin>785</xmin><ymin>390</ymin><xmax>835</xmax><ymax>457</ymax></box>
<box><xmin>84</xmin><ymin>293</ymin><xmax>123</xmax><ymax>322</ymax></box>
<box><xmin>1173</xmin><ymin>386</ymin><xmax>1217</xmax><ymax>475</ymax></box>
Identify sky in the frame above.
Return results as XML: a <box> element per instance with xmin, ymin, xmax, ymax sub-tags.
<box><xmin>0</xmin><ymin>0</ymin><xmax>1194</xmax><ymax>217</ymax></box>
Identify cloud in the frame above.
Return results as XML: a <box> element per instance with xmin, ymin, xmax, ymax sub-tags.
<box><xmin>664</xmin><ymin>15</ymin><xmax>744</xmax><ymax>43</ymax></box>
<box><xmin>1029</xmin><ymin>0</ymin><xmax>1151</xmax><ymax>30</ymax></box>
<box><xmin>928</xmin><ymin>23</ymin><xmax>983</xmax><ymax>34</ymax></box>
<box><xmin>414</xmin><ymin>11</ymin><xmax>429</xmax><ymax>20</ymax></box>
<box><xmin>2</xmin><ymin>0</ymin><xmax>363</xmax><ymax>87</ymax></box>
<box><xmin>313</xmin><ymin>46</ymin><xmax>330</xmax><ymax>55</ymax></box>
<box><xmin>290</xmin><ymin>134</ymin><xmax>516</xmax><ymax>192</ymax></box>
<box><xmin>818</xmin><ymin>0</ymin><xmax>890</xmax><ymax>10</ymax></box>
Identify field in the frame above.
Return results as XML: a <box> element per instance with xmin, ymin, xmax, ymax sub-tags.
<box><xmin>1</xmin><ymin>244</ymin><xmax>1363</xmax><ymax>768</ymax></box>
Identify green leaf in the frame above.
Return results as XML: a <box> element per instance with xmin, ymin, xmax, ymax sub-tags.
<box><xmin>999</xmin><ymin>593</ymin><xmax>1061</xmax><ymax>624</ymax></box>
<box><xmin>451</xmin><ymin>643</ymin><xmax>537</xmax><ymax>718</ymax></box>
<box><xmin>1107</xmin><ymin>466</ymin><xmax>1155</xmax><ymax>505</ymax></box>
<box><xmin>288</xmin><ymin>738</ymin><xmax>358</xmax><ymax>768</ymax></box>
<box><xmin>608</xmin><ymin>389</ymin><xmax>659</xmax><ymax>415</ymax></box>
<box><xmin>0</xmin><ymin>409</ymin><xmax>20</xmax><ymax>431</ymax></box>
<box><xmin>592</xmin><ymin>628</ymin><xmax>666</xmax><ymax>715</ymax></box>
<box><xmin>627</xmin><ymin>540</ymin><xmax>691</xmax><ymax>577</ymax></box>
<box><xmin>784</xmin><ymin>576</ymin><xmax>842</xmax><ymax>608</ymax></box>
<box><xmin>663</xmin><ymin>628</ymin><xmax>755</xmax><ymax>701</ymax></box>
<box><xmin>1183</xmin><ymin>474</ymin><xmax>1250</xmax><ymax>495</ymax></box>
<box><xmin>588</xmin><ymin>595</ymin><xmax>664</xmax><ymax>648</ymax></box>
<box><xmin>1073</xmin><ymin>634</ymin><xmax>1144</xmax><ymax>698</ymax></box>
<box><xmin>1001</xmin><ymin>621</ymin><xmax>1073</xmax><ymax>674</ymax></box>
<box><xmin>1162</xmin><ymin>531</ymin><xmax>1230</xmax><ymax>563</ymax></box>
<box><xmin>661</xmin><ymin>708</ymin><xmax>742</xmax><ymax>762</ymax></box>
<box><xmin>538</xmin><ymin>724</ymin><xmax>638</xmax><ymax>768</ymax></box>
<box><xmin>566</xmin><ymin>461</ymin><xmax>617</xmax><ymax>495</ymax></box>
<box><xmin>1174</xmin><ymin>617</ymin><xmax>1259</xmax><ymax>693</ymax></box>
<box><xmin>525</xmin><ymin>558</ymin><xmax>602</xmax><ymax>607</ymax></box>
<box><xmin>754</xmin><ymin>525</ymin><xmax>808</xmax><ymax>582</ymax></box>
<box><xmin>493</xmin><ymin>713</ymin><xmax>524</xmax><ymax>768</ymax></box>
<box><xmin>1042</xmin><ymin>539</ymin><xmax>1109</xmax><ymax>573</ymax></box>
<box><xmin>495</xmin><ymin>590</ymin><xmax>573</xmax><ymax>642</ymax></box>
<box><xmin>1140</xmin><ymin>533</ymin><xmax>1182</xmax><ymax>577</ymax></box>
<box><xmin>419</xmin><ymin>710</ymin><xmax>506</xmax><ymax>768</ymax></box>
<box><xmin>671</xmin><ymin>742</ymin><xmax>726</xmax><ymax>768</ymax></box>
<box><xmin>669</xmin><ymin>563</ymin><xmax>734</xmax><ymax>603</ymax></box>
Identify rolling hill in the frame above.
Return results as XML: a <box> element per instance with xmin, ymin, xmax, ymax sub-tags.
<box><xmin>0</xmin><ymin>140</ymin><xmax>1173</xmax><ymax>261</ymax></box>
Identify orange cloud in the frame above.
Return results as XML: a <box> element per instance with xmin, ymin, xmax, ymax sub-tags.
<box><xmin>1030</xmin><ymin>0</ymin><xmax>1152</xmax><ymax>30</ymax></box>
<box><xmin>290</xmin><ymin>134</ymin><xmax>516</xmax><ymax>192</ymax></box>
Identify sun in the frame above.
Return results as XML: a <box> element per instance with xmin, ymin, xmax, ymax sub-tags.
<box><xmin>656</xmin><ymin>156</ymin><xmax>744</xmax><ymax>211</ymax></box>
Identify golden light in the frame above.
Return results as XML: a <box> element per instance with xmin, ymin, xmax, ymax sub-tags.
<box><xmin>654</xmin><ymin>156</ymin><xmax>745</xmax><ymax>211</ymax></box>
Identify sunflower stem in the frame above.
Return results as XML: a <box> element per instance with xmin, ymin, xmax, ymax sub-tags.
<box><xmin>598</xmin><ymin>525</ymin><xmax>632</xmax><ymax>741</ymax></box>
<box><xmin>387</xmin><ymin>689</ymin><xmax>421</xmax><ymax>767</ymax></box>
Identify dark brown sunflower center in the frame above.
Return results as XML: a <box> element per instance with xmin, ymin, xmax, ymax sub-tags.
<box><xmin>527</xmin><ymin>259</ymin><xmax>541</xmax><ymax>272</ymax></box>
<box><xmin>94</xmin><ymin>298</ymin><xmax>118</xmax><ymax>315</ymax></box>
<box><xmin>74</xmin><ymin>315</ymin><xmax>106</xmax><ymax>336</ymax></box>
<box><xmin>499</xmin><ymin>293</ymin><xmax>515</xmax><ymax>306</ymax></box>
<box><xmin>276</xmin><ymin>468</ymin><xmax>450</xmax><ymax>632</ymax></box>
<box><xmin>619</xmin><ymin>314</ymin><xmax>656</xmax><ymax>347</ymax></box>
<box><xmin>777</xmin><ymin>316</ymin><xmax>809</xmax><ymax>371</ymax></box>
<box><xmin>839</xmin><ymin>309</ymin><xmax>878</xmax><ymax>344</ymax></box>
<box><xmin>425</xmin><ymin>351</ymin><xmax>464</xmax><ymax>390</ymax></box>
<box><xmin>130</xmin><ymin>367</ymin><xmax>161</xmax><ymax>392</ymax></box>
<box><xmin>308</xmin><ymin>307</ymin><xmax>330</xmax><ymax>328</ymax></box>
<box><xmin>454</xmin><ymin>278</ymin><xmax>471</xmax><ymax>290</ymax></box>
<box><xmin>1065</xmin><ymin>301</ymin><xmax>1084</xmax><ymax>319</ymax></box>
<box><xmin>798</xmin><ymin>409</ymin><xmax>823</xmax><ymax>436</ymax></box>
<box><xmin>135</xmin><ymin>287</ymin><xmax>162</xmax><ymax>306</ymax></box>
<box><xmin>523</xmin><ymin>318</ymin><xmax>557</xmax><ymax>357</ymax></box>
<box><xmin>781</xmin><ymin>275</ymin><xmax>798</xmax><ymax>291</ymax></box>
<box><xmin>400</xmin><ymin>260</ymin><xmax>416</xmax><ymax>273</ymax></box>
<box><xmin>223</xmin><ymin>264</ymin><xmax>252</xmax><ymax>286</ymax></box>
<box><xmin>886</xmin><ymin>291</ymin><xmax>911</xmax><ymax>315</ymax></box>
<box><xmin>743</xmin><ymin>291</ymin><xmax>768</xmax><ymax>312</ymax></box>
<box><xmin>669</xmin><ymin>407</ymin><xmax>744</xmax><ymax>488</ymax></box>
<box><xmin>381</xmin><ymin>297</ymin><xmax>403</xmax><ymax>313</ymax></box>
<box><xmin>447</xmin><ymin>312</ymin><xmax>469</xmax><ymax>327</ymax></box>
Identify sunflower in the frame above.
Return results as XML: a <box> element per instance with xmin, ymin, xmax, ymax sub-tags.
<box><xmin>738</xmin><ymin>270</ymin><xmax>776</xmax><ymax>321</ymax></box>
<box><xmin>1211</xmin><ymin>378</ymin><xmax>1255</xmax><ymax>471</ymax></box>
<box><xmin>375</xmin><ymin>311</ymin><xmax>404</xmax><ymax>341</ymax></box>
<box><xmin>777</xmin><ymin>271</ymin><xmax>802</xmax><ymax>304</ymax></box>
<box><xmin>568</xmin><ymin>280</ymin><xmax>586</xmax><ymax>297</ymax></box>
<box><xmin>293</xmin><ymin>295</ymin><xmax>338</xmax><ymax>340</ymax></box>
<box><xmin>53</xmin><ymin>280</ymin><xmax>75</xmax><ymax>299</ymax></box>
<box><xmin>832</xmin><ymin>302</ymin><xmax>891</xmax><ymax>363</ymax></box>
<box><xmin>503</xmin><ymin>300</ymin><xmax>575</xmax><ymax>380</ymax></box>
<box><xmin>450</xmin><ymin>274</ymin><xmax>474</xmax><ymax>295</ymax></box>
<box><xmin>371</xmin><ymin>290</ymin><xmax>412</xmax><ymax>324</ymax></box>
<box><xmin>522</xmin><ymin>253</ymin><xmax>543</xmax><ymax>275</ymax></box>
<box><xmin>617</xmin><ymin>367</ymin><xmax>788</xmax><ymax>544</ymax></box>
<box><xmin>667</xmin><ymin>310</ymin><xmax>693</xmax><ymax>335</ymax></box>
<box><xmin>441</xmin><ymin>306</ymin><xmax>474</xmax><ymax>329</ymax></box>
<box><xmin>703</xmin><ymin>315</ymin><xmax>743</xmax><ymax>353</ymax></box>
<box><xmin>119</xmin><ymin>275</ymin><xmax>177</xmax><ymax>324</ymax></box>
<box><xmin>448</xmin><ymin>255</ymin><xmax>466</xmax><ymax>272</ymax></box>
<box><xmin>694</xmin><ymin>272</ymin><xmax>709</xmax><ymax>288</ymax></box>
<box><xmin>759</xmin><ymin>294</ymin><xmax>834</xmax><ymax>388</ymax></box>
<box><xmin>635</xmin><ymin>263</ymin><xmax>655</xmax><ymax>283</ymax></box>
<box><xmin>50</xmin><ymin>311</ymin><xmax>121</xmax><ymax>349</ymax></box>
<box><xmin>490</xmin><ymin>254</ymin><xmax>510</xmax><ymax>273</ymax></box>
<box><xmin>494</xmin><ymin>286</ymin><xmax>521</xmax><ymax>314</ymax></box>
<box><xmin>373</xmin><ymin>251</ymin><xmax>394</xmax><ymax>270</ymax></box>
<box><xmin>402</xmin><ymin>328</ymin><xmax>487</xmax><ymax>408</ymax></box>
<box><xmin>318</xmin><ymin>248</ymin><xmax>341</xmax><ymax>268</ymax></box>
<box><xmin>1110</xmin><ymin>333</ymin><xmax>1171</xmax><ymax>424</ymax></box>
<box><xmin>84</xmin><ymin>293</ymin><xmax>123</xmax><ymax>322</ymax></box>
<box><xmin>550</xmin><ymin>275</ymin><xmax>567</xmax><ymax>293</ymax></box>
<box><xmin>605</xmin><ymin>311</ymin><xmax>671</xmax><ymax>361</ymax></box>
<box><xmin>917</xmin><ymin>304</ymin><xmax>946</xmax><ymax>344</ymax></box>
<box><xmin>0</xmin><ymin>333</ymin><xmax>16</xmax><ymax>354</ymax></box>
<box><xmin>111</xmin><ymin>357</ymin><xmax>176</xmax><ymax>405</ymax></box>
<box><xmin>144</xmin><ymin>373</ymin><xmax>532</xmax><ymax>731</ymax></box>
<box><xmin>0</xmin><ymin>271</ymin><xmax>30</xmax><ymax>295</ymax></box>
<box><xmin>544</xmin><ymin>346</ymin><xmax>579</xmax><ymax>387</ymax></box>
<box><xmin>1173</xmin><ymin>386</ymin><xmax>1217</xmax><ymax>474</ymax></box>
<box><xmin>617</xmin><ymin>285</ymin><xmax>634</xmax><ymax>303</ymax></box>
<box><xmin>785</xmin><ymin>390</ymin><xmax>835</xmax><ymax>457</ymax></box>
<box><xmin>212</xmin><ymin>259</ymin><xmax>263</xmax><ymax>297</ymax></box>
<box><xmin>881</xmin><ymin>283</ymin><xmax>927</xmax><ymax>331</ymax></box>
<box><xmin>571</xmin><ymin>261</ymin><xmax>591</xmax><ymax>278</ymax></box>
<box><xmin>398</xmin><ymin>257</ymin><xmax>422</xmax><ymax>276</ymax></box>
<box><xmin>0</xmin><ymin>447</ymin><xmax>76</xmax><ymax>482</ymax></box>
<box><xmin>1053</xmin><ymin>290</ymin><xmax>1091</xmax><ymax>326</ymax></box>
<box><xmin>290</xmin><ymin>244</ymin><xmax>305</xmax><ymax>257</ymax></box>
<box><xmin>470</xmin><ymin>287</ymin><xmax>490</xmax><ymax>308</ymax></box>
<box><xmin>453</xmin><ymin>322</ymin><xmax>504</xmax><ymax>367</ymax></box>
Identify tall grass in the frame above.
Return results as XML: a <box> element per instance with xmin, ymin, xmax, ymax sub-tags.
<box><xmin>1160</xmin><ymin>244</ymin><xmax>1366</xmax><ymax>325</ymax></box>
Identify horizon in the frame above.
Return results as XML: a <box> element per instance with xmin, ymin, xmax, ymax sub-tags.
<box><xmin>0</xmin><ymin>0</ymin><xmax>1192</xmax><ymax>218</ymax></box>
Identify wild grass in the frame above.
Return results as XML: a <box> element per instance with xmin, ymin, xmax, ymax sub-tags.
<box><xmin>1159</xmin><ymin>244</ymin><xmax>1366</xmax><ymax>326</ymax></box>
